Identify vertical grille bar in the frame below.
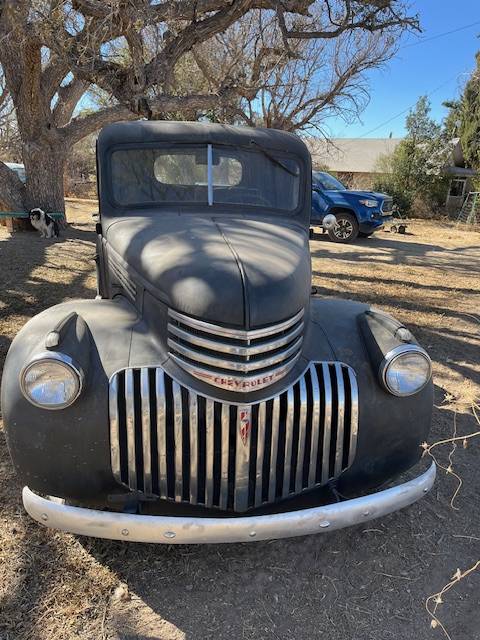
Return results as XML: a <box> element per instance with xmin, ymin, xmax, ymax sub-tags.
<box><xmin>282</xmin><ymin>387</ymin><xmax>295</xmax><ymax>498</ymax></box>
<box><xmin>110</xmin><ymin>362</ymin><xmax>358</xmax><ymax>512</ymax></box>
<box><xmin>172</xmin><ymin>381</ymin><xmax>183</xmax><ymax>501</ymax></box>
<box><xmin>140</xmin><ymin>368</ymin><xmax>152</xmax><ymax>495</ymax></box>
<box><xmin>109</xmin><ymin>374</ymin><xmax>121</xmax><ymax>483</ymax></box>
<box><xmin>155</xmin><ymin>370</ymin><xmax>168</xmax><ymax>498</ymax></box>
<box><xmin>125</xmin><ymin>369</ymin><xmax>137</xmax><ymax>490</ymax></box>
<box><xmin>268</xmin><ymin>396</ymin><xmax>280</xmax><ymax>502</ymax></box>
<box><xmin>308</xmin><ymin>365</ymin><xmax>321</xmax><ymax>486</ymax></box>
<box><xmin>321</xmin><ymin>363</ymin><xmax>333</xmax><ymax>484</ymax></box>
<box><xmin>348</xmin><ymin>368</ymin><xmax>359</xmax><ymax>465</ymax></box>
<box><xmin>219</xmin><ymin>404</ymin><xmax>230</xmax><ymax>509</ymax></box>
<box><xmin>334</xmin><ymin>363</ymin><xmax>345</xmax><ymax>476</ymax></box>
<box><xmin>205</xmin><ymin>399</ymin><xmax>215</xmax><ymax>507</ymax></box>
<box><xmin>295</xmin><ymin>377</ymin><xmax>308</xmax><ymax>492</ymax></box>
<box><xmin>234</xmin><ymin>408</ymin><xmax>250</xmax><ymax>511</ymax></box>
<box><xmin>189</xmin><ymin>391</ymin><xmax>198</xmax><ymax>503</ymax></box>
<box><xmin>255</xmin><ymin>402</ymin><xmax>267</xmax><ymax>505</ymax></box>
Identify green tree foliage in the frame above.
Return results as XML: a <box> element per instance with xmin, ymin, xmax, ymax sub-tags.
<box><xmin>458</xmin><ymin>52</ymin><xmax>480</xmax><ymax>170</ymax></box>
<box><xmin>373</xmin><ymin>96</ymin><xmax>450</xmax><ymax>216</ymax></box>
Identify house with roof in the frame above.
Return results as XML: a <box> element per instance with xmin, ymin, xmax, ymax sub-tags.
<box><xmin>305</xmin><ymin>137</ymin><xmax>476</xmax><ymax>211</ymax></box>
<box><xmin>443</xmin><ymin>138</ymin><xmax>477</xmax><ymax>211</ymax></box>
<box><xmin>306</xmin><ymin>137</ymin><xmax>401</xmax><ymax>189</ymax></box>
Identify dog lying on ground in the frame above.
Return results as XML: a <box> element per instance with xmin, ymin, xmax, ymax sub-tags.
<box><xmin>29</xmin><ymin>208</ymin><xmax>60</xmax><ymax>238</ymax></box>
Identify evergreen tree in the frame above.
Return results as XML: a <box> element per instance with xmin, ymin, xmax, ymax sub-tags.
<box><xmin>374</xmin><ymin>96</ymin><xmax>450</xmax><ymax>215</ymax></box>
<box><xmin>458</xmin><ymin>52</ymin><xmax>480</xmax><ymax>170</ymax></box>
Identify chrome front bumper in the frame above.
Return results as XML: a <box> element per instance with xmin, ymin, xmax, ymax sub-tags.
<box><xmin>22</xmin><ymin>462</ymin><xmax>435</xmax><ymax>544</ymax></box>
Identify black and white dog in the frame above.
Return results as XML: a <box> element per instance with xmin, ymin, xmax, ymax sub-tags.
<box><xmin>29</xmin><ymin>208</ymin><xmax>60</xmax><ymax>239</ymax></box>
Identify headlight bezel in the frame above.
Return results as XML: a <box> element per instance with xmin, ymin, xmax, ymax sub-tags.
<box><xmin>380</xmin><ymin>344</ymin><xmax>432</xmax><ymax>397</ymax></box>
<box><xmin>20</xmin><ymin>352</ymin><xmax>84</xmax><ymax>410</ymax></box>
<box><xmin>359</xmin><ymin>198</ymin><xmax>379</xmax><ymax>208</ymax></box>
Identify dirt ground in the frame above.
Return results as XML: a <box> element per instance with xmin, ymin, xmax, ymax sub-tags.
<box><xmin>0</xmin><ymin>201</ymin><xmax>479</xmax><ymax>640</ymax></box>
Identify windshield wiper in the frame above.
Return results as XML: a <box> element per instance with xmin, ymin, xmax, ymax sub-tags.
<box><xmin>249</xmin><ymin>140</ymin><xmax>299</xmax><ymax>177</ymax></box>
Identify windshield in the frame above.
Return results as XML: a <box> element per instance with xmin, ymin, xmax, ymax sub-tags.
<box><xmin>110</xmin><ymin>145</ymin><xmax>301</xmax><ymax>211</ymax></box>
<box><xmin>312</xmin><ymin>171</ymin><xmax>346</xmax><ymax>191</ymax></box>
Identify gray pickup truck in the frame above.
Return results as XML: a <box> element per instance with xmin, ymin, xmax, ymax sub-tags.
<box><xmin>2</xmin><ymin>121</ymin><xmax>435</xmax><ymax>544</ymax></box>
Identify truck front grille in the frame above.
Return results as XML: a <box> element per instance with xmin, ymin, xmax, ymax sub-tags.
<box><xmin>167</xmin><ymin>308</ymin><xmax>304</xmax><ymax>391</ymax></box>
<box><xmin>109</xmin><ymin>363</ymin><xmax>358</xmax><ymax>512</ymax></box>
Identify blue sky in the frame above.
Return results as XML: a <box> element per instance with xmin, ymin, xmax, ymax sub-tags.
<box><xmin>324</xmin><ymin>0</ymin><xmax>480</xmax><ymax>138</ymax></box>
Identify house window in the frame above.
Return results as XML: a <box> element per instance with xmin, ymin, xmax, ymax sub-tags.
<box><xmin>449</xmin><ymin>178</ymin><xmax>467</xmax><ymax>198</ymax></box>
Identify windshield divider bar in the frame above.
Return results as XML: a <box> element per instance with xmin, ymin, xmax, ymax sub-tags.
<box><xmin>207</xmin><ymin>144</ymin><xmax>213</xmax><ymax>206</ymax></box>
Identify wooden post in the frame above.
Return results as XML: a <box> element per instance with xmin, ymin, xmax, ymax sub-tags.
<box><xmin>2</xmin><ymin>217</ymin><xmax>32</xmax><ymax>232</ymax></box>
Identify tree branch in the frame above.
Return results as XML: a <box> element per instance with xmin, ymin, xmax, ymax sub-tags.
<box><xmin>41</xmin><ymin>54</ymin><xmax>71</xmax><ymax>103</ymax></box>
<box><xmin>278</xmin><ymin>9</ymin><xmax>419</xmax><ymax>40</ymax></box>
<box><xmin>53</xmin><ymin>77</ymin><xmax>90</xmax><ymax>127</ymax></box>
<box><xmin>63</xmin><ymin>103</ymin><xmax>137</xmax><ymax>145</ymax></box>
<box><xmin>72</xmin><ymin>0</ymin><xmax>312</xmax><ymax>22</ymax></box>
<box><xmin>63</xmin><ymin>89</ymin><xmax>241</xmax><ymax>145</ymax></box>
<box><xmin>146</xmin><ymin>0</ymin><xmax>256</xmax><ymax>87</ymax></box>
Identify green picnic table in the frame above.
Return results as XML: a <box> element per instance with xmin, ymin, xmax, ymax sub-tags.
<box><xmin>0</xmin><ymin>211</ymin><xmax>65</xmax><ymax>232</ymax></box>
<box><xmin>0</xmin><ymin>212</ymin><xmax>64</xmax><ymax>219</ymax></box>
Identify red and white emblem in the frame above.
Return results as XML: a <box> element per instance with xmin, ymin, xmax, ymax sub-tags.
<box><xmin>239</xmin><ymin>407</ymin><xmax>252</xmax><ymax>447</ymax></box>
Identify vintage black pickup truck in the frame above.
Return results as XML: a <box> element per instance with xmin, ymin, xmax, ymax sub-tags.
<box><xmin>2</xmin><ymin>121</ymin><xmax>435</xmax><ymax>544</ymax></box>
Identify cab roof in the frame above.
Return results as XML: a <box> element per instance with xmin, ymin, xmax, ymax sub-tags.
<box><xmin>97</xmin><ymin>120</ymin><xmax>310</xmax><ymax>163</ymax></box>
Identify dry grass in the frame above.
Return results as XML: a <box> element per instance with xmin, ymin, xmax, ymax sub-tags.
<box><xmin>0</xmin><ymin>204</ymin><xmax>479</xmax><ymax>640</ymax></box>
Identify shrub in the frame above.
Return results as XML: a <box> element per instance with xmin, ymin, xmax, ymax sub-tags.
<box><xmin>372</xmin><ymin>176</ymin><xmax>413</xmax><ymax>216</ymax></box>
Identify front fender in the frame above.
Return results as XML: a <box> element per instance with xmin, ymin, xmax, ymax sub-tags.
<box><xmin>1</xmin><ymin>297</ymin><xmax>139</xmax><ymax>500</ymax></box>
<box><xmin>307</xmin><ymin>297</ymin><xmax>433</xmax><ymax>493</ymax></box>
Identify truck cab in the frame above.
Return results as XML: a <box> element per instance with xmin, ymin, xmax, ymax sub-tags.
<box><xmin>311</xmin><ymin>171</ymin><xmax>393</xmax><ymax>242</ymax></box>
<box><xmin>2</xmin><ymin>122</ymin><xmax>435</xmax><ymax>544</ymax></box>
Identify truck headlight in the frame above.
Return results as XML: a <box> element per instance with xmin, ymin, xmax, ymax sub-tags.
<box><xmin>380</xmin><ymin>345</ymin><xmax>431</xmax><ymax>397</ymax></box>
<box><xmin>20</xmin><ymin>353</ymin><xmax>83</xmax><ymax>409</ymax></box>
<box><xmin>359</xmin><ymin>199</ymin><xmax>379</xmax><ymax>208</ymax></box>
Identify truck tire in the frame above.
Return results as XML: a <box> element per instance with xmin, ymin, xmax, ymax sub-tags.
<box><xmin>327</xmin><ymin>212</ymin><xmax>359</xmax><ymax>243</ymax></box>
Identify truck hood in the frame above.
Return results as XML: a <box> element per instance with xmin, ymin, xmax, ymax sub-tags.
<box><xmin>106</xmin><ymin>215</ymin><xmax>311</xmax><ymax>328</ymax></box>
<box><xmin>343</xmin><ymin>190</ymin><xmax>389</xmax><ymax>200</ymax></box>
<box><xmin>324</xmin><ymin>189</ymin><xmax>389</xmax><ymax>202</ymax></box>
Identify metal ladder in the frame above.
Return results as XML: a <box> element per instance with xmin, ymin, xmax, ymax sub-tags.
<box><xmin>456</xmin><ymin>192</ymin><xmax>480</xmax><ymax>226</ymax></box>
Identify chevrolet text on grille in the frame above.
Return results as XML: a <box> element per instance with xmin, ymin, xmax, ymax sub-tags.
<box><xmin>167</xmin><ymin>308</ymin><xmax>304</xmax><ymax>390</ymax></box>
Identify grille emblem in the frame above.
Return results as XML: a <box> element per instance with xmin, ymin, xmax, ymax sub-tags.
<box><xmin>239</xmin><ymin>407</ymin><xmax>252</xmax><ymax>446</ymax></box>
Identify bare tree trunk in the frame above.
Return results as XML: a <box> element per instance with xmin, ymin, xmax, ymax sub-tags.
<box><xmin>22</xmin><ymin>140</ymin><xmax>67</xmax><ymax>213</ymax></box>
<box><xmin>0</xmin><ymin>142</ymin><xmax>67</xmax><ymax>215</ymax></box>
